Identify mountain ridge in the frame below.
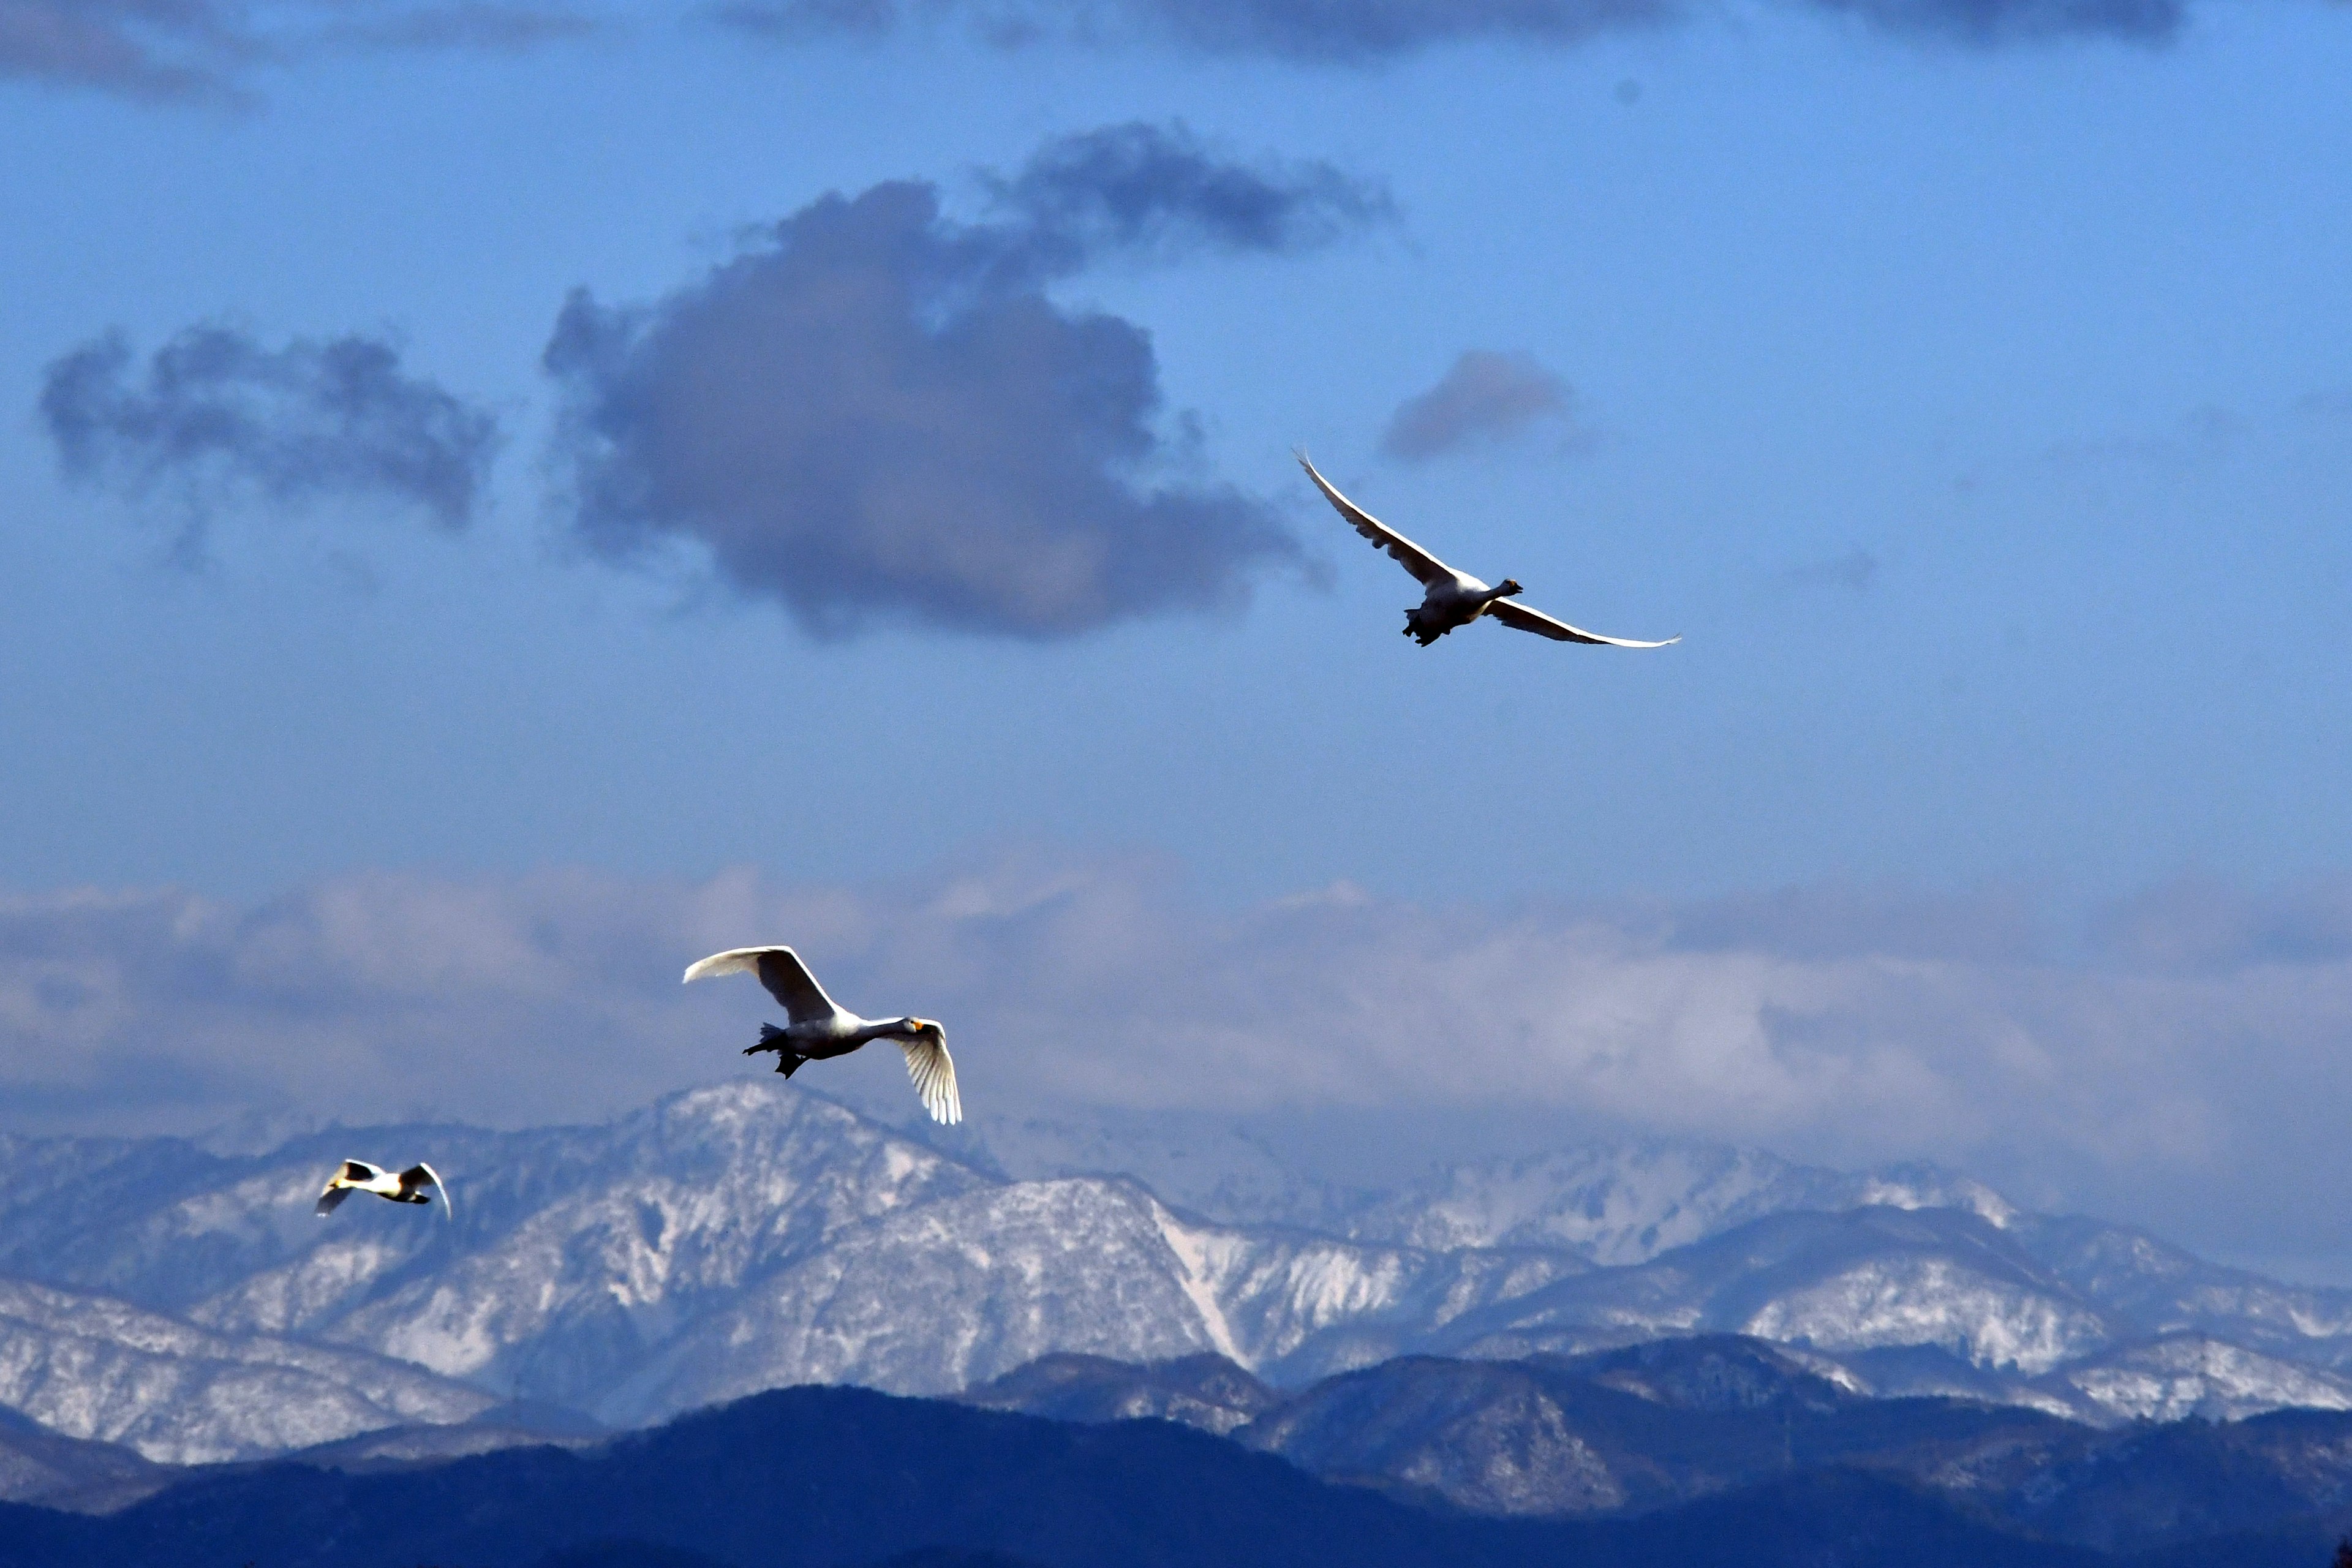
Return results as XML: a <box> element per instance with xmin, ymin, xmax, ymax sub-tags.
<box><xmin>6</xmin><ymin>1078</ymin><xmax>2352</xmax><ymax>1461</ymax></box>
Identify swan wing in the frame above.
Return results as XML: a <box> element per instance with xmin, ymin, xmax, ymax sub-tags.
<box><xmin>684</xmin><ymin>946</ymin><xmax>840</xmax><ymax>1023</ymax></box>
<box><xmin>315</xmin><ymin>1185</ymin><xmax>353</xmax><ymax>1217</ymax></box>
<box><xmin>900</xmin><ymin>1024</ymin><xmax>961</xmax><ymax>1126</ymax></box>
<box><xmin>1487</xmin><ymin>598</ymin><xmax>1681</xmax><ymax>648</ymax></box>
<box><xmin>405</xmin><ymin>1162</ymin><xmax>453</xmax><ymax>1221</ymax></box>
<box><xmin>1297</xmin><ymin>451</ymin><xmax>1452</xmax><ymax>588</ymax></box>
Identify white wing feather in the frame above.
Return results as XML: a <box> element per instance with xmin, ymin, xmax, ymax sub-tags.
<box><xmin>683</xmin><ymin>948</ymin><xmax>769</xmax><ymax>984</ymax></box>
<box><xmin>1485</xmin><ymin>598</ymin><xmax>1680</xmax><ymax>648</ymax></box>
<box><xmin>684</xmin><ymin>945</ymin><xmax>839</xmax><ymax>1022</ymax></box>
<box><xmin>417</xmin><ymin>1161</ymin><xmax>452</xmax><ymax>1221</ymax></box>
<box><xmin>317</xmin><ymin>1159</ymin><xmax>383</xmax><ymax>1216</ymax></box>
<box><xmin>900</xmin><ymin>1027</ymin><xmax>961</xmax><ymax>1126</ymax></box>
<box><xmin>1296</xmin><ymin>451</ymin><xmax>1454</xmax><ymax>588</ymax></box>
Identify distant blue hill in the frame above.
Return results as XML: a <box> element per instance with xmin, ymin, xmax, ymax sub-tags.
<box><xmin>2</xmin><ymin>1379</ymin><xmax>2347</xmax><ymax>1568</ymax></box>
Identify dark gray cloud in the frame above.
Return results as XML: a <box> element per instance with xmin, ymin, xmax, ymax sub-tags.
<box><xmin>545</xmin><ymin>123</ymin><xmax>1380</xmax><ymax>639</ymax></box>
<box><xmin>0</xmin><ymin>0</ymin><xmax>588</xmax><ymax>99</ymax></box>
<box><xmin>41</xmin><ymin>325</ymin><xmax>501</xmax><ymax>546</ymax></box>
<box><xmin>1379</xmin><ymin>349</ymin><xmax>1581</xmax><ymax>462</ymax></box>
<box><xmin>988</xmin><ymin>118</ymin><xmax>1393</xmax><ymax>266</ymax></box>
<box><xmin>712</xmin><ymin>0</ymin><xmax>2187</xmax><ymax>56</ymax></box>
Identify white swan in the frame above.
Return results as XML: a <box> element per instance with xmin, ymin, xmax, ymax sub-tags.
<box><xmin>684</xmin><ymin>946</ymin><xmax>960</xmax><ymax>1125</ymax></box>
<box><xmin>315</xmin><ymin>1159</ymin><xmax>450</xmax><ymax>1219</ymax></box>
<box><xmin>1298</xmin><ymin>451</ymin><xmax>1679</xmax><ymax>649</ymax></box>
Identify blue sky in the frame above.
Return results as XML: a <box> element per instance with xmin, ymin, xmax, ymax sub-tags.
<box><xmin>4</xmin><ymin>0</ymin><xmax>2352</xmax><ymax>1268</ymax></box>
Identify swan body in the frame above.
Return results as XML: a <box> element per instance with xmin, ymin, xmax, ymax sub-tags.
<box><xmin>1297</xmin><ymin>451</ymin><xmax>1678</xmax><ymax>650</ymax></box>
<box><xmin>684</xmin><ymin>946</ymin><xmax>960</xmax><ymax>1125</ymax></box>
<box><xmin>316</xmin><ymin>1159</ymin><xmax>450</xmax><ymax>1219</ymax></box>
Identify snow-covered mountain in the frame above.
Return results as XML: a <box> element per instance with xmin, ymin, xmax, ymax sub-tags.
<box><xmin>0</xmin><ymin>1277</ymin><xmax>490</xmax><ymax>1463</ymax></box>
<box><xmin>7</xmin><ymin>1077</ymin><xmax>2352</xmax><ymax>1458</ymax></box>
<box><xmin>933</xmin><ymin>1107</ymin><xmax>2012</xmax><ymax>1265</ymax></box>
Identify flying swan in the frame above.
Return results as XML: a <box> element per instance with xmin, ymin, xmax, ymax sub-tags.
<box><xmin>1297</xmin><ymin>451</ymin><xmax>1679</xmax><ymax>649</ymax></box>
<box><xmin>684</xmin><ymin>946</ymin><xmax>961</xmax><ymax>1125</ymax></box>
<box><xmin>316</xmin><ymin>1159</ymin><xmax>451</xmax><ymax>1219</ymax></box>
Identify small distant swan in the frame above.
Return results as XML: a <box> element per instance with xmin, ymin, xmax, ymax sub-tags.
<box><xmin>316</xmin><ymin>1159</ymin><xmax>450</xmax><ymax>1219</ymax></box>
<box><xmin>1298</xmin><ymin>451</ymin><xmax>1679</xmax><ymax>649</ymax></box>
<box><xmin>684</xmin><ymin>946</ymin><xmax>960</xmax><ymax>1125</ymax></box>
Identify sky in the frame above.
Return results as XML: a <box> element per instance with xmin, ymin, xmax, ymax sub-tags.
<box><xmin>3</xmin><ymin>0</ymin><xmax>2351</xmax><ymax>1275</ymax></box>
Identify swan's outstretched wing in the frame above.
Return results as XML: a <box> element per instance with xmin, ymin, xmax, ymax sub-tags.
<box><xmin>900</xmin><ymin>1023</ymin><xmax>961</xmax><ymax>1126</ymax></box>
<box><xmin>684</xmin><ymin>946</ymin><xmax>840</xmax><ymax>1023</ymax></box>
<box><xmin>1297</xmin><ymin>451</ymin><xmax>1452</xmax><ymax>588</ymax></box>
<box><xmin>407</xmin><ymin>1163</ymin><xmax>453</xmax><ymax>1221</ymax></box>
<box><xmin>317</xmin><ymin>1159</ymin><xmax>375</xmax><ymax>1214</ymax></box>
<box><xmin>1487</xmin><ymin>598</ymin><xmax>1681</xmax><ymax>648</ymax></box>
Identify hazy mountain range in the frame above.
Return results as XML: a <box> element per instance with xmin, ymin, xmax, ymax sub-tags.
<box><xmin>14</xmin><ymin>1367</ymin><xmax>2352</xmax><ymax>1567</ymax></box>
<box><xmin>5</xmin><ymin>1078</ymin><xmax>2352</xmax><ymax>1472</ymax></box>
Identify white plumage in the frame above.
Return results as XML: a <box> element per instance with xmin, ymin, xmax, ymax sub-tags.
<box><xmin>315</xmin><ymin>1159</ymin><xmax>451</xmax><ymax>1219</ymax></box>
<box><xmin>685</xmin><ymin>945</ymin><xmax>962</xmax><ymax>1125</ymax></box>
<box><xmin>1298</xmin><ymin>451</ymin><xmax>1679</xmax><ymax>650</ymax></box>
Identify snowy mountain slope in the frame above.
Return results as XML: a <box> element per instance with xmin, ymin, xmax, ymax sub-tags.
<box><xmin>1438</xmin><ymin>1207</ymin><xmax>2113</xmax><ymax>1373</ymax></box>
<box><xmin>944</xmin><ymin>1111</ymin><xmax>2013</xmax><ymax>1267</ymax></box>
<box><xmin>958</xmin><ymin>1352</ymin><xmax>1279</xmax><ymax>1434</ymax></box>
<box><xmin>936</xmin><ymin>1106</ymin><xmax>1368</xmax><ymax>1235</ymax></box>
<box><xmin>2009</xmin><ymin>1214</ymin><xmax>2352</xmax><ymax>1368</ymax></box>
<box><xmin>200</xmin><ymin>1085</ymin><xmax>989</xmax><ymax>1409</ymax></box>
<box><xmin>595</xmin><ymin>1177</ymin><xmax>1580</xmax><ymax>1424</ymax></box>
<box><xmin>0</xmin><ymin>1278</ymin><xmax>491</xmax><ymax>1463</ymax></box>
<box><xmin>11</xmin><ymin>1079</ymin><xmax>2352</xmax><ymax>1452</ymax></box>
<box><xmin>1331</xmin><ymin>1149</ymin><xmax>2014</xmax><ymax>1265</ymax></box>
<box><xmin>2039</xmin><ymin>1333</ymin><xmax>2352</xmax><ymax>1423</ymax></box>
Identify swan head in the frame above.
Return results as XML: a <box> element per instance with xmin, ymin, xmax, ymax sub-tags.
<box><xmin>896</xmin><ymin>1017</ymin><xmax>934</xmax><ymax>1036</ymax></box>
<box><xmin>1495</xmin><ymin>578</ymin><xmax>1525</xmax><ymax>597</ymax></box>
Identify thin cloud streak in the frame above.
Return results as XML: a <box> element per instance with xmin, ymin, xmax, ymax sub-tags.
<box><xmin>0</xmin><ymin>0</ymin><xmax>592</xmax><ymax>98</ymax></box>
<box><xmin>712</xmin><ymin>0</ymin><xmax>2188</xmax><ymax>57</ymax></box>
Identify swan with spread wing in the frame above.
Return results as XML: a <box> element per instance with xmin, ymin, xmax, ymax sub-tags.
<box><xmin>315</xmin><ymin>1159</ymin><xmax>450</xmax><ymax>1218</ymax></box>
<box><xmin>1298</xmin><ymin>451</ymin><xmax>1679</xmax><ymax>650</ymax></box>
<box><xmin>684</xmin><ymin>946</ymin><xmax>960</xmax><ymax>1125</ymax></box>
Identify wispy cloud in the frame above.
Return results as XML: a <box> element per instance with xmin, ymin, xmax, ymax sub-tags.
<box><xmin>1379</xmin><ymin>350</ymin><xmax>1586</xmax><ymax>463</ymax></box>
<box><xmin>544</xmin><ymin>123</ymin><xmax>1382</xmax><ymax>639</ymax></box>
<box><xmin>1784</xmin><ymin>546</ymin><xmax>1880</xmax><ymax>592</ymax></box>
<box><xmin>2041</xmin><ymin>404</ymin><xmax>2242</xmax><ymax>471</ymax></box>
<box><xmin>40</xmin><ymin>325</ymin><xmax>501</xmax><ymax>557</ymax></box>
<box><xmin>712</xmin><ymin>0</ymin><xmax>1678</xmax><ymax>59</ymax></box>
<box><xmin>0</xmin><ymin>0</ymin><xmax>591</xmax><ymax>100</ymax></box>
<box><xmin>711</xmin><ymin>0</ymin><xmax>2188</xmax><ymax>59</ymax></box>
